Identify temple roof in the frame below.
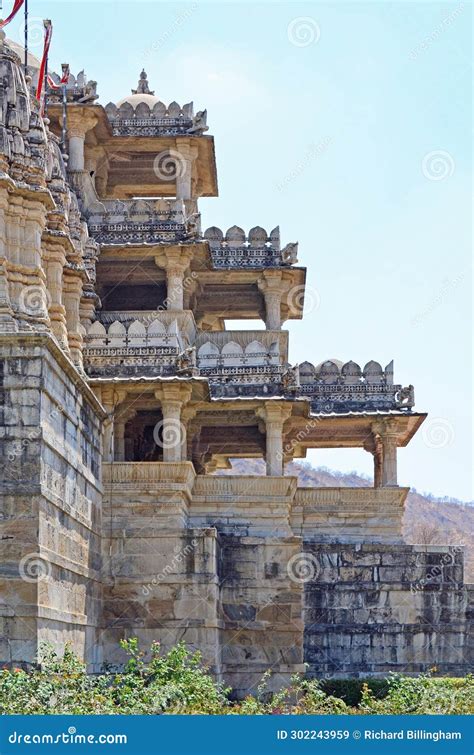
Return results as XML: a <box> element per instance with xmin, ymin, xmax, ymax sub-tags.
<box><xmin>116</xmin><ymin>69</ymin><xmax>161</xmax><ymax>108</ymax></box>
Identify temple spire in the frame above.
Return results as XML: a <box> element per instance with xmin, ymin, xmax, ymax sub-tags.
<box><xmin>132</xmin><ymin>69</ymin><xmax>154</xmax><ymax>95</ymax></box>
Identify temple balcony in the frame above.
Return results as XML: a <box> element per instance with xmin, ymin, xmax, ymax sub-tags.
<box><xmin>83</xmin><ymin>310</ymin><xmax>196</xmax><ymax>377</ymax></box>
<box><xmin>195</xmin><ymin>330</ymin><xmax>288</xmax><ymax>384</ymax></box>
<box><xmin>297</xmin><ymin>359</ymin><xmax>415</xmax><ymax>413</ymax></box>
<box><xmin>204</xmin><ymin>225</ymin><xmax>299</xmax><ymax>269</ymax></box>
<box><xmin>86</xmin><ymin>198</ymin><xmax>197</xmax><ymax>246</ymax></box>
<box><xmin>104</xmin><ymin>99</ymin><xmax>208</xmax><ymax>137</ymax></box>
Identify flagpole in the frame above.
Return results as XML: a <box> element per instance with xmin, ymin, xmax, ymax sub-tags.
<box><xmin>61</xmin><ymin>63</ymin><xmax>68</xmax><ymax>153</ymax></box>
<box><xmin>23</xmin><ymin>0</ymin><xmax>27</xmax><ymax>75</ymax></box>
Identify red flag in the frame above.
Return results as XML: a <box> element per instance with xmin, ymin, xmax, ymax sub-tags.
<box><xmin>0</xmin><ymin>0</ymin><xmax>25</xmax><ymax>29</ymax></box>
<box><xmin>47</xmin><ymin>66</ymin><xmax>70</xmax><ymax>90</ymax></box>
<box><xmin>47</xmin><ymin>75</ymin><xmax>61</xmax><ymax>90</ymax></box>
<box><xmin>60</xmin><ymin>65</ymin><xmax>70</xmax><ymax>84</ymax></box>
<box><xmin>35</xmin><ymin>20</ymin><xmax>53</xmax><ymax>103</ymax></box>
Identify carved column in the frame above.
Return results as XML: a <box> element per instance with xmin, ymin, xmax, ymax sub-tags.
<box><xmin>364</xmin><ymin>432</ymin><xmax>384</xmax><ymax>489</ymax></box>
<box><xmin>66</xmin><ymin>111</ymin><xmax>98</xmax><ymax>172</ymax></box>
<box><xmin>372</xmin><ymin>420</ymin><xmax>399</xmax><ymax>487</ymax></box>
<box><xmin>63</xmin><ymin>269</ymin><xmax>83</xmax><ymax>367</ymax></box>
<box><xmin>257</xmin><ymin>270</ymin><xmax>289</xmax><ymax>330</ymax></box>
<box><xmin>114</xmin><ymin>421</ymin><xmax>126</xmax><ymax>461</ymax></box>
<box><xmin>257</xmin><ymin>403</ymin><xmax>293</xmax><ymax>476</ymax></box>
<box><xmin>174</xmin><ymin>139</ymin><xmax>198</xmax><ymax>200</ymax></box>
<box><xmin>155</xmin><ymin>384</ymin><xmax>192</xmax><ymax>462</ymax></box>
<box><xmin>43</xmin><ymin>243</ymin><xmax>68</xmax><ymax>349</ymax></box>
<box><xmin>181</xmin><ymin>406</ymin><xmax>198</xmax><ymax>463</ymax></box>
<box><xmin>155</xmin><ymin>248</ymin><xmax>193</xmax><ymax>311</ymax></box>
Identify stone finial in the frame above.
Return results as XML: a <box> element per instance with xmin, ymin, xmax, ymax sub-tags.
<box><xmin>132</xmin><ymin>69</ymin><xmax>154</xmax><ymax>96</ymax></box>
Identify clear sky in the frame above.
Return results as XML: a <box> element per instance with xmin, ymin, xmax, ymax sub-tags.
<box><xmin>8</xmin><ymin>1</ymin><xmax>472</xmax><ymax>500</ymax></box>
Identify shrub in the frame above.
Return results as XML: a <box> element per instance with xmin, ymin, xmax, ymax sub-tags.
<box><xmin>0</xmin><ymin>642</ymin><xmax>472</xmax><ymax>715</ymax></box>
<box><xmin>359</xmin><ymin>674</ymin><xmax>474</xmax><ymax>715</ymax></box>
<box><xmin>320</xmin><ymin>678</ymin><xmax>389</xmax><ymax>707</ymax></box>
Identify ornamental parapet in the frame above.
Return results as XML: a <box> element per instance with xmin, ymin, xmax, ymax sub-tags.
<box><xmin>86</xmin><ymin>198</ymin><xmax>195</xmax><ymax>246</ymax></box>
<box><xmin>46</xmin><ymin>69</ymin><xmax>98</xmax><ymax>103</ymax></box>
<box><xmin>83</xmin><ymin>311</ymin><xmax>192</xmax><ymax>377</ymax></box>
<box><xmin>104</xmin><ymin>100</ymin><xmax>208</xmax><ymax>136</ymax></box>
<box><xmin>297</xmin><ymin>359</ymin><xmax>414</xmax><ymax>413</ymax></box>
<box><xmin>207</xmin><ymin>358</ymin><xmax>415</xmax><ymax>412</ymax></box>
<box><xmin>204</xmin><ymin>225</ymin><xmax>299</xmax><ymax>268</ymax></box>
<box><xmin>196</xmin><ymin>330</ymin><xmax>288</xmax><ymax>384</ymax></box>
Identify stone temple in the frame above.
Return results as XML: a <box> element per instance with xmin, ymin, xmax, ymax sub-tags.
<box><xmin>0</xmin><ymin>37</ymin><xmax>472</xmax><ymax>695</ymax></box>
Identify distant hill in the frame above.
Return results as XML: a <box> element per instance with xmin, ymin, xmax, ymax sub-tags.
<box><xmin>219</xmin><ymin>459</ymin><xmax>474</xmax><ymax>582</ymax></box>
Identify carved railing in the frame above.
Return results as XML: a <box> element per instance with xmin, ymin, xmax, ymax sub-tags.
<box><xmin>86</xmin><ymin>198</ymin><xmax>194</xmax><ymax>246</ymax></box>
<box><xmin>205</xmin><ymin>358</ymin><xmax>415</xmax><ymax>411</ymax></box>
<box><xmin>297</xmin><ymin>360</ymin><xmax>415</xmax><ymax>413</ymax></box>
<box><xmin>103</xmin><ymin>462</ymin><xmax>196</xmax><ymax>488</ymax></box>
<box><xmin>204</xmin><ymin>226</ymin><xmax>298</xmax><ymax>268</ymax></box>
<box><xmin>104</xmin><ymin>101</ymin><xmax>208</xmax><ymax>137</ymax></box>
<box><xmin>192</xmin><ymin>475</ymin><xmax>297</xmax><ymax>500</ymax></box>
<box><xmin>196</xmin><ymin>330</ymin><xmax>287</xmax><ymax>384</ymax></box>
<box><xmin>83</xmin><ymin>311</ymin><xmax>190</xmax><ymax>377</ymax></box>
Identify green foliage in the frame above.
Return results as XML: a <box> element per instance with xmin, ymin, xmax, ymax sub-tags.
<box><xmin>359</xmin><ymin>673</ymin><xmax>474</xmax><ymax>715</ymax></box>
<box><xmin>320</xmin><ymin>678</ymin><xmax>389</xmax><ymax>707</ymax></box>
<box><xmin>0</xmin><ymin>641</ymin><xmax>472</xmax><ymax>715</ymax></box>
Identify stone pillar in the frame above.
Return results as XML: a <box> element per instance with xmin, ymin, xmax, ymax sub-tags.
<box><xmin>257</xmin><ymin>403</ymin><xmax>293</xmax><ymax>476</ymax></box>
<box><xmin>372</xmin><ymin>420</ymin><xmax>399</xmax><ymax>487</ymax></box>
<box><xmin>63</xmin><ymin>272</ymin><xmax>83</xmax><ymax>368</ymax></box>
<box><xmin>174</xmin><ymin>140</ymin><xmax>198</xmax><ymax>200</ymax></box>
<box><xmin>181</xmin><ymin>406</ymin><xmax>197</xmax><ymax>463</ymax></box>
<box><xmin>66</xmin><ymin>112</ymin><xmax>98</xmax><ymax>172</ymax></box>
<box><xmin>364</xmin><ymin>432</ymin><xmax>384</xmax><ymax>489</ymax></box>
<box><xmin>257</xmin><ymin>270</ymin><xmax>290</xmax><ymax>330</ymax></box>
<box><xmin>114</xmin><ymin>421</ymin><xmax>126</xmax><ymax>461</ymax></box>
<box><xmin>154</xmin><ymin>248</ymin><xmax>193</xmax><ymax>312</ymax></box>
<box><xmin>44</xmin><ymin>245</ymin><xmax>69</xmax><ymax>350</ymax></box>
<box><xmin>155</xmin><ymin>384</ymin><xmax>193</xmax><ymax>463</ymax></box>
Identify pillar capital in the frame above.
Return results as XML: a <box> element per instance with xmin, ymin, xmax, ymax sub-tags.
<box><xmin>256</xmin><ymin>402</ymin><xmax>293</xmax><ymax>476</ymax></box>
<box><xmin>154</xmin><ymin>382</ymin><xmax>193</xmax><ymax>406</ymax></box>
<box><xmin>256</xmin><ymin>401</ymin><xmax>293</xmax><ymax>426</ymax></box>
<box><xmin>154</xmin><ymin>247</ymin><xmax>193</xmax><ymax>274</ymax></box>
<box><xmin>257</xmin><ymin>270</ymin><xmax>291</xmax><ymax>330</ymax></box>
<box><xmin>66</xmin><ymin>109</ymin><xmax>99</xmax><ymax>139</ymax></box>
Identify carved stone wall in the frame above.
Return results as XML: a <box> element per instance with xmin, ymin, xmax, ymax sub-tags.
<box><xmin>0</xmin><ymin>336</ymin><xmax>103</xmax><ymax>668</ymax></box>
<box><xmin>303</xmin><ymin>543</ymin><xmax>473</xmax><ymax>677</ymax></box>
